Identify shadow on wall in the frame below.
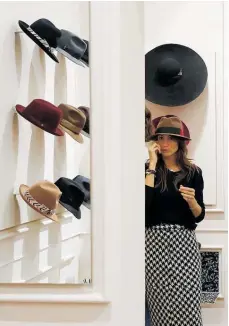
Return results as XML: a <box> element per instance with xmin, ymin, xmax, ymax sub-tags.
<box><xmin>53</xmin><ymin>52</ymin><xmax>67</xmax><ymax>198</ymax></box>
<box><xmin>146</xmin><ymin>85</ymin><xmax>208</xmax><ymax>160</ymax></box>
<box><xmin>26</xmin><ymin>47</ymin><xmax>46</xmax><ymax>221</ymax></box>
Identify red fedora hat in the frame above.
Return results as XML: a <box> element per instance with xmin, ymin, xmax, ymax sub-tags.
<box><xmin>152</xmin><ymin>115</ymin><xmax>191</xmax><ymax>145</ymax></box>
<box><xmin>15</xmin><ymin>99</ymin><xmax>64</xmax><ymax>136</ymax></box>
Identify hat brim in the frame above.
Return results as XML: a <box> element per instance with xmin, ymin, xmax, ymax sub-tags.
<box><xmin>15</xmin><ymin>105</ymin><xmax>64</xmax><ymax>136</ymax></box>
<box><xmin>56</xmin><ymin>47</ymin><xmax>88</xmax><ymax>67</ymax></box>
<box><xmin>81</xmin><ymin>129</ymin><xmax>90</xmax><ymax>138</ymax></box>
<box><xmin>151</xmin><ymin>133</ymin><xmax>191</xmax><ymax>141</ymax></box>
<box><xmin>59</xmin><ymin>200</ymin><xmax>81</xmax><ymax>219</ymax></box>
<box><xmin>83</xmin><ymin>201</ymin><xmax>91</xmax><ymax>209</ymax></box>
<box><xmin>19</xmin><ymin>184</ymin><xmax>59</xmax><ymax>222</ymax></box>
<box><xmin>145</xmin><ymin>43</ymin><xmax>208</xmax><ymax>106</ymax></box>
<box><xmin>18</xmin><ymin>20</ymin><xmax>59</xmax><ymax>63</ymax></box>
<box><xmin>59</xmin><ymin>124</ymin><xmax>84</xmax><ymax>143</ymax></box>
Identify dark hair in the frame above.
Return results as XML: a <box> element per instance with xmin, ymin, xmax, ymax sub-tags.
<box><xmin>145</xmin><ymin>107</ymin><xmax>153</xmax><ymax>142</ymax></box>
<box><xmin>146</xmin><ymin>136</ymin><xmax>199</xmax><ymax>192</ymax></box>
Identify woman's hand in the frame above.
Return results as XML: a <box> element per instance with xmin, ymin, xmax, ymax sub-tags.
<box><xmin>145</xmin><ymin>141</ymin><xmax>161</xmax><ymax>167</ymax></box>
<box><xmin>179</xmin><ymin>185</ymin><xmax>197</xmax><ymax>207</ymax></box>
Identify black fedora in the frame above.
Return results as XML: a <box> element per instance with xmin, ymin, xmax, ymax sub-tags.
<box><xmin>145</xmin><ymin>43</ymin><xmax>208</xmax><ymax>106</ymax></box>
<box><xmin>56</xmin><ymin>29</ymin><xmax>89</xmax><ymax>67</ymax></box>
<box><xmin>73</xmin><ymin>175</ymin><xmax>90</xmax><ymax>209</ymax></box>
<box><xmin>54</xmin><ymin>177</ymin><xmax>85</xmax><ymax>219</ymax></box>
<box><xmin>77</xmin><ymin>106</ymin><xmax>90</xmax><ymax>137</ymax></box>
<box><xmin>18</xmin><ymin>18</ymin><xmax>60</xmax><ymax>63</ymax></box>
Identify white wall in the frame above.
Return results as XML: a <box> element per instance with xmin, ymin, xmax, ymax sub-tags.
<box><xmin>145</xmin><ymin>1</ymin><xmax>227</xmax><ymax>325</ymax></box>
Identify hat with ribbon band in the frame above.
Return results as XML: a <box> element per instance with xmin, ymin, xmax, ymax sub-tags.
<box><xmin>151</xmin><ymin>116</ymin><xmax>191</xmax><ymax>141</ymax></box>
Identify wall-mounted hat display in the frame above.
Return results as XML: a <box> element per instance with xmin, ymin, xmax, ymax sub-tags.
<box><xmin>77</xmin><ymin>106</ymin><xmax>90</xmax><ymax>137</ymax></box>
<box><xmin>145</xmin><ymin>43</ymin><xmax>208</xmax><ymax>106</ymax></box>
<box><xmin>15</xmin><ymin>99</ymin><xmax>64</xmax><ymax>136</ymax></box>
<box><xmin>19</xmin><ymin>180</ymin><xmax>61</xmax><ymax>222</ymax></box>
<box><xmin>54</xmin><ymin>177</ymin><xmax>85</xmax><ymax>219</ymax></box>
<box><xmin>18</xmin><ymin>18</ymin><xmax>60</xmax><ymax>63</ymax></box>
<box><xmin>56</xmin><ymin>30</ymin><xmax>89</xmax><ymax>67</ymax></box>
<box><xmin>151</xmin><ymin>115</ymin><xmax>191</xmax><ymax>141</ymax></box>
<box><xmin>73</xmin><ymin>175</ymin><xmax>90</xmax><ymax>209</ymax></box>
<box><xmin>152</xmin><ymin>115</ymin><xmax>191</xmax><ymax>145</ymax></box>
<box><xmin>58</xmin><ymin>104</ymin><xmax>86</xmax><ymax>143</ymax></box>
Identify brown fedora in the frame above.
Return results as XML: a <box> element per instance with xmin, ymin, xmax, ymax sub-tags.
<box><xmin>19</xmin><ymin>180</ymin><xmax>62</xmax><ymax>222</ymax></box>
<box><xmin>58</xmin><ymin>104</ymin><xmax>86</xmax><ymax>143</ymax></box>
<box><xmin>151</xmin><ymin>116</ymin><xmax>191</xmax><ymax>140</ymax></box>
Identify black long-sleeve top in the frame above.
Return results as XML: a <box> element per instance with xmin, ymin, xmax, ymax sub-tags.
<box><xmin>145</xmin><ymin>167</ymin><xmax>205</xmax><ymax>230</ymax></box>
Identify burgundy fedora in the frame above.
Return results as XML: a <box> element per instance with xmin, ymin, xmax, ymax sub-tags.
<box><xmin>15</xmin><ymin>99</ymin><xmax>64</xmax><ymax>136</ymax></box>
<box><xmin>152</xmin><ymin>115</ymin><xmax>191</xmax><ymax>145</ymax></box>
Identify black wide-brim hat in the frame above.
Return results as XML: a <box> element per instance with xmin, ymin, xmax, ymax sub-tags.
<box><xmin>54</xmin><ymin>177</ymin><xmax>85</xmax><ymax>219</ymax></box>
<box><xmin>18</xmin><ymin>19</ymin><xmax>60</xmax><ymax>63</ymax></box>
<box><xmin>145</xmin><ymin>43</ymin><xmax>208</xmax><ymax>106</ymax></box>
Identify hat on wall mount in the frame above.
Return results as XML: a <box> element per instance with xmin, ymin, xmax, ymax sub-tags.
<box><xmin>18</xmin><ymin>18</ymin><xmax>61</xmax><ymax>63</ymax></box>
<box><xmin>56</xmin><ymin>29</ymin><xmax>89</xmax><ymax>67</ymax></box>
<box><xmin>73</xmin><ymin>175</ymin><xmax>90</xmax><ymax>209</ymax></box>
<box><xmin>15</xmin><ymin>99</ymin><xmax>64</xmax><ymax>136</ymax></box>
<box><xmin>77</xmin><ymin>106</ymin><xmax>90</xmax><ymax>137</ymax></box>
<box><xmin>58</xmin><ymin>104</ymin><xmax>86</xmax><ymax>143</ymax></box>
<box><xmin>19</xmin><ymin>180</ymin><xmax>61</xmax><ymax>222</ymax></box>
<box><xmin>54</xmin><ymin>177</ymin><xmax>85</xmax><ymax>219</ymax></box>
<box><xmin>151</xmin><ymin>115</ymin><xmax>191</xmax><ymax>141</ymax></box>
<box><xmin>145</xmin><ymin>43</ymin><xmax>208</xmax><ymax>106</ymax></box>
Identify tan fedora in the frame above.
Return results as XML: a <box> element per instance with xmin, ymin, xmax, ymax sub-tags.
<box><xmin>151</xmin><ymin>116</ymin><xmax>191</xmax><ymax>140</ymax></box>
<box><xmin>19</xmin><ymin>180</ymin><xmax>62</xmax><ymax>222</ymax></box>
<box><xmin>58</xmin><ymin>104</ymin><xmax>86</xmax><ymax>143</ymax></box>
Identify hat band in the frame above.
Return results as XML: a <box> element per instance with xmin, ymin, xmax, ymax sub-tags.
<box><xmin>156</xmin><ymin>127</ymin><xmax>181</xmax><ymax>135</ymax></box>
<box><xmin>24</xmin><ymin>190</ymin><xmax>56</xmax><ymax>216</ymax></box>
<box><xmin>61</xmin><ymin>119</ymin><xmax>82</xmax><ymax>134</ymax></box>
<box><xmin>27</xmin><ymin>27</ymin><xmax>53</xmax><ymax>52</ymax></box>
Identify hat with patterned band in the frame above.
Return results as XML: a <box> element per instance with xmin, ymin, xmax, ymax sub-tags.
<box><xmin>151</xmin><ymin>116</ymin><xmax>191</xmax><ymax>141</ymax></box>
<box><xmin>18</xmin><ymin>18</ymin><xmax>60</xmax><ymax>63</ymax></box>
<box><xmin>19</xmin><ymin>180</ymin><xmax>62</xmax><ymax>222</ymax></box>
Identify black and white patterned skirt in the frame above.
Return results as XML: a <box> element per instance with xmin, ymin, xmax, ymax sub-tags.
<box><xmin>145</xmin><ymin>224</ymin><xmax>203</xmax><ymax>326</ymax></box>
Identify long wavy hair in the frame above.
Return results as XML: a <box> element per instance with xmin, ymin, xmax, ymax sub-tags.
<box><xmin>145</xmin><ymin>107</ymin><xmax>153</xmax><ymax>142</ymax></box>
<box><xmin>146</xmin><ymin>136</ymin><xmax>199</xmax><ymax>192</ymax></box>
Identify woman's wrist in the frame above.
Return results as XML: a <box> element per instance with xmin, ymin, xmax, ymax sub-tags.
<box><xmin>189</xmin><ymin>199</ymin><xmax>198</xmax><ymax>210</ymax></box>
<box><xmin>148</xmin><ymin>162</ymin><xmax>156</xmax><ymax>170</ymax></box>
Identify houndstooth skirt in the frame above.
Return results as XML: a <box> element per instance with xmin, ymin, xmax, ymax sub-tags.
<box><xmin>145</xmin><ymin>224</ymin><xmax>203</xmax><ymax>326</ymax></box>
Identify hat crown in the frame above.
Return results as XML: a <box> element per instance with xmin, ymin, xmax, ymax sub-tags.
<box><xmin>156</xmin><ymin>58</ymin><xmax>182</xmax><ymax>86</ymax></box>
<box><xmin>78</xmin><ymin>106</ymin><xmax>90</xmax><ymax>133</ymax></box>
<box><xmin>59</xmin><ymin>104</ymin><xmax>86</xmax><ymax>132</ymax></box>
<box><xmin>30</xmin><ymin>18</ymin><xmax>61</xmax><ymax>47</ymax></box>
<box><xmin>28</xmin><ymin>180</ymin><xmax>61</xmax><ymax>210</ymax></box>
<box><xmin>156</xmin><ymin>116</ymin><xmax>182</xmax><ymax>130</ymax></box>
<box><xmin>55</xmin><ymin>177</ymin><xmax>85</xmax><ymax>207</ymax></box>
<box><xmin>57</xmin><ymin>29</ymin><xmax>87</xmax><ymax>59</ymax></box>
<box><xmin>23</xmin><ymin>99</ymin><xmax>63</xmax><ymax>130</ymax></box>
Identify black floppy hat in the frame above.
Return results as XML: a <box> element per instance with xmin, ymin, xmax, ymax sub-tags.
<box><xmin>73</xmin><ymin>175</ymin><xmax>90</xmax><ymax>209</ymax></box>
<box><xmin>145</xmin><ymin>43</ymin><xmax>208</xmax><ymax>106</ymax></box>
<box><xmin>56</xmin><ymin>29</ymin><xmax>89</xmax><ymax>67</ymax></box>
<box><xmin>54</xmin><ymin>177</ymin><xmax>85</xmax><ymax>219</ymax></box>
<box><xmin>18</xmin><ymin>18</ymin><xmax>60</xmax><ymax>63</ymax></box>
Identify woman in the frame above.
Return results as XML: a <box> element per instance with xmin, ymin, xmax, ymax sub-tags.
<box><xmin>145</xmin><ymin>115</ymin><xmax>205</xmax><ymax>326</ymax></box>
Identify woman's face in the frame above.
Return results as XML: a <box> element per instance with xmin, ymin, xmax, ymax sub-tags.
<box><xmin>156</xmin><ymin>134</ymin><xmax>179</xmax><ymax>158</ymax></box>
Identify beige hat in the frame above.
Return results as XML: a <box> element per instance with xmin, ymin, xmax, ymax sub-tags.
<box><xmin>19</xmin><ymin>180</ymin><xmax>62</xmax><ymax>222</ymax></box>
<box><xmin>58</xmin><ymin>104</ymin><xmax>86</xmax><ymax>143</ymax></box>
